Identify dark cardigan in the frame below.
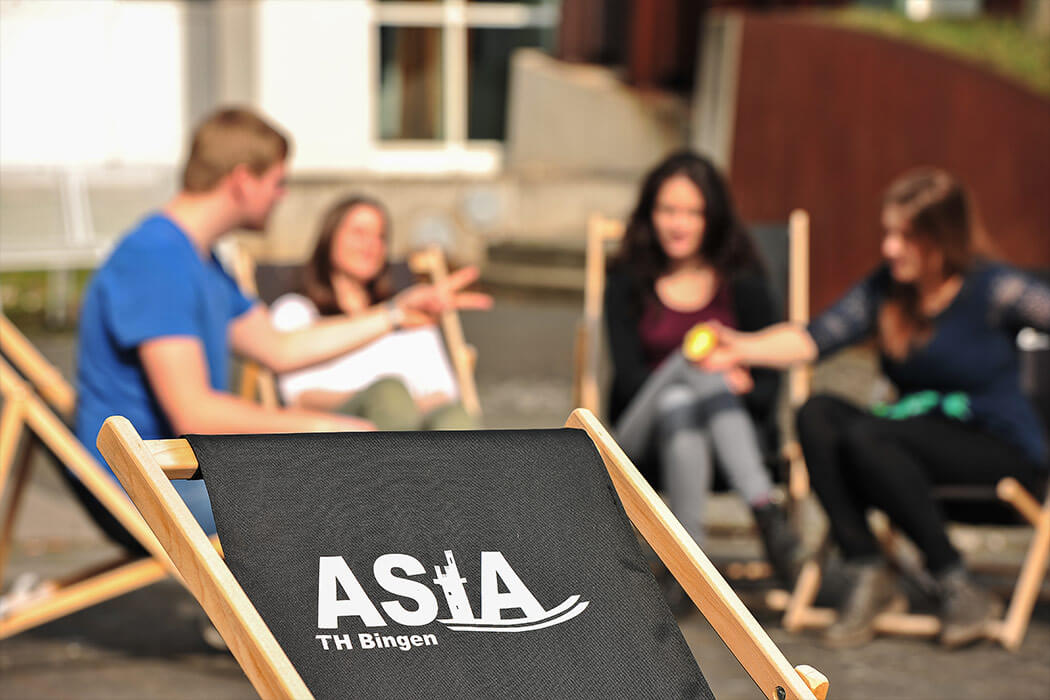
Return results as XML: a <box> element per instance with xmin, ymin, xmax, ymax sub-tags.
<box><xmin>603</xmin><ymin>263</ymin><xmax>783</xmax><ymax>469</ymax></box>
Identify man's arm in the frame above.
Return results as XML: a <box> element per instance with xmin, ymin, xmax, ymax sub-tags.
<box><xmin>139</xmin><ymin>336</ymin><xmax>372</xmax><ymax>435</ymax></box>
<box><xmin>229</xmin><ymin>266</ymin><xmax>492</xmax><ymax>373</ymax></box>
<box><xmin>229</xmin><ymin>304</ymin><xmax>396</xmax><ymax>374</ymax></box>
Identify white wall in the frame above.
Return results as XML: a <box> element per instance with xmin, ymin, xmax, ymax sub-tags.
<box><xmin>0</xmin><ymin>0</ymin><xmax>185</xmax><ymax>168</ymax></box>
<box><xmin>0</xmin><ymin>0</ymin><xmax>494</xmax><ymax>175</ymax></box>
<box><xmin>257</xmin><ymin>0</ymin><xmax>372</xmax><ymax>173</ymax></box>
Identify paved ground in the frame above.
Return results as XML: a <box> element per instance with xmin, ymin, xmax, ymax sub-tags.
<box><xmin>2</xmin><ymin>298</ymin><xmax>1048</xmax><ymax>699</ymax></box>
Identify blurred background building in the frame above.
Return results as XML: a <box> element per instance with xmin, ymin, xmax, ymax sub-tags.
<box><xmin>1</xmin><ymin>0</ymin><xmax>1048</xmax><ymax>321</ymax></box>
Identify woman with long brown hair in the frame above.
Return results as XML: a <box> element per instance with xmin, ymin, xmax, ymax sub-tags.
<box><xmin>605</xmin><ymin>150</ymin><xmax>804</xmax><ymax>589</ymax></box>
<box><xmin>271</xmin><ymin>195</ymin><xmax>484</xmax><ymax>430</ymax></box>
<box><xmin>703</xmin><ymin>168</ymin><xmax>1050</xmax><ymax>648</ymax></box>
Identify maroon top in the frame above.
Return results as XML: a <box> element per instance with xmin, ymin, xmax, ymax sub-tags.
<box><xmin>637</xmin><ymin>281</ymin><xmax>737</xmax><ymax>368</ymax></box>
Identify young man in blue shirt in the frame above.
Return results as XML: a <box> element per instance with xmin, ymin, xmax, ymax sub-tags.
<box><xmin>76</xmin><ymin>108</ymin><xmax>488</xmax><ymax>534</ymax></box>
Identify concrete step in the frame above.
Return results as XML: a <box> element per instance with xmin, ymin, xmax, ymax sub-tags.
<box><xmin>481</xmin><ymin>261</ymin><xmax>585</xmax><ymax>293</ymax></box>
<box><xmin>485</xmin><ymin>239</ymin><xmax>586</xmax><ymax>267</ymax></box>
<box><xmin>481</xmin><ymin>237</ymin><xmax>588</xmax><ymax>294</ymax></box>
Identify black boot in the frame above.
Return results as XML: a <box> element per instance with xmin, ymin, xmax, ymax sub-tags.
<box><xmin>752</xmin><ymin>501</ymin><xmax>805</xmax><ymax>587</ymax></box>
<box><xmin>937</xmin><ymin>566</ymin><xmax>1002</xmax><ymax>649</ymax></box>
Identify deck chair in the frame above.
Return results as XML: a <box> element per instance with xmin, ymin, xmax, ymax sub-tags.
<box><xmin>97</xmin><ymin>409</ymin><xmax>829</xmax><ymax>699</ymax></box>
<box><xmin>228</xmin><ymin>244</ymin><xmax>481</xmax><ymax>417</ymax></box>
<box><xmin>776</xmin><ymin>328</ymin><xmax>1050</xmax><ymax>651</ymax></box>
<box><xmin>573</xmin><ymin>211</ymin><xmax>813</xmax><ymax>578</ymax></box>
<box><xmin>0</xmin><ymin>314</ymin><xmax>216</xmax><ymax>638</ymax></box>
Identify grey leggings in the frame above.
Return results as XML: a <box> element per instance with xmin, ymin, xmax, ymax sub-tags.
<box><xmin>614</xmin><ymin>352</ymin><xmax>775</xmax><ymax>544</ymax></box>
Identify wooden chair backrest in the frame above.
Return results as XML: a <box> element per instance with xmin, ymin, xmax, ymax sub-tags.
<box><xmin>97</xmin><ymin>411</ymin><xmax>826</xmax><ymax>700</ymax></box>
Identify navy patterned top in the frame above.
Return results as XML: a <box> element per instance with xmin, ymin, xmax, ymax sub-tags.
<box><xmin>807</xmin><ymin>262</ymin><xmax>1050</xmax><ymax>467</ymax></box>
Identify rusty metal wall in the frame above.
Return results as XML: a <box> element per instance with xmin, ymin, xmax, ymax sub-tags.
<box><xmin>729</xmin><ymin>12</ymin><xmax>1050</xmax><ymax>312</ymax></box>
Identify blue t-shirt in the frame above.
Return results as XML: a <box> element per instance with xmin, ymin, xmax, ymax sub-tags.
<box><xmin>75</xmin><ymin>214</ymin><xmax>256</xmax><ymax>467</ymax></box>
<box><xmin>807</xmin><ymin>261</ymin><xmax>1050</xmax><ymax>466</ymax></box>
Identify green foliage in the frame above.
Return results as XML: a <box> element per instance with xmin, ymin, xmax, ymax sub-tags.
<box><xmin>820</xmin><ymin>7</ymin><xmax>1050</xmax><ymax>96</ymax></box>
<box><xmin>0</xmin><ymin>270</ymin><xmax>93</xmax><ymax>329</ymax></box>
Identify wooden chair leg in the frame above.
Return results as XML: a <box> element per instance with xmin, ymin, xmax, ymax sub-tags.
<box><xmin>1</xmin><ymin>534</ymin><xmax>222</xmax><ymax>639</ymax></box>
<box><xmin>0</xmin><ymin>435</ymin><xmax>35</xmax><ymax>586</ymax></box>
<box><xmin>783</xmin><ymin>559</ymin><xmax>823</xmax><ymax>632</ymax></box>
<box><xmin>0</xmin><ymin>555</ymin><xmax>169</xmax><ymax>639</ymax></box>
<box><xmin>257</xmin><ymin>369</ymin><xmax>279</xmax><ymax>409</ymax></box>
<box><xmin>998</xmin><ymin>477</ymin><xmax>1044</xmax><ymax>527</ymax></box>
<box><xmin>787</xmin><ymin>450</ymin><xmax>809</xmax><ymax>502</ymax></box>
<box><xmin>997</xmin><ymin>507</ymin><xmax>1050</xmax><ymax>651</ymax></box>
<box><xmin>239</xmin><ymin>361</ymin><xmax>261</xmax><ymax>402</ymax></box>
<box><xmin>0</xmin><ymin>395</ymin><xmax>27</xmax><ymax>495</ymax></box>
<box><xmin>572</xmin><ymin>321</ymin><xmax>587</xmax><ymax>411</ymax></box>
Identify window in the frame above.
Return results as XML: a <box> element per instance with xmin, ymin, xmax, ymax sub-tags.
<box><xmin>374</xmin><ymin>1</ymin><xmax>557</xmax><ymax>151</ymax></box>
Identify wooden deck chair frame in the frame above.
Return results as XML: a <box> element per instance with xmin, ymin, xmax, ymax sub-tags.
<box><xmin>229</xmin><ymin>244</ymin><xmax>481</xmax><ymax>417</ymax></box>
<box><xmin>773</xmin><ymin>476</ymin><xmax>1050</xmax><ymax>651</ymax></box>
<box><xmin>0</xmin><ymin>314</ymin><xmax>217</xmax><ymax>639</ymax></box>
<box><xmin>770</xmin><ymin>303</ymin><xmax>1050</xmax><ymax>651</ymax></box>
<box><xmin>97</xmin><ymin>409</ymin><xmax>829</xmax><ymax>700</ymax></box>
<box><xmin>572</xmin><ymin>211</ymin><xmax>814</xmax><ymax>521</ymax></box>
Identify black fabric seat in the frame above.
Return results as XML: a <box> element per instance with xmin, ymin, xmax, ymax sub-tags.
<box><xmin>186</xmin><ymin>428</ymin><xmax>715</xmax><ymax>699</ymax></box>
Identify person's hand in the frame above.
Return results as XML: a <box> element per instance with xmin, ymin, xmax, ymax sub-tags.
<box><xmin>724</xmin><ymin>366</ymin><xmax>754</xmax><ymax>395</ymax></box>
<box><xmin>395</xmin><ymin>266</ymin><xmax>493</xmax><ymax>326</ymax></box>
<box><xmin>312</xmin><ymin>415</ymin><xmax>375</xmax><ymax>432</ymax></box>
<box><xmin>696</xmin><ymin>320</ymin><xmax>745</xmax><ymax>373</ymax></box>
<box><xmin>415</xmin><ymin>391</ymin><xmax>451</xmax><ymax>413</ymax></box>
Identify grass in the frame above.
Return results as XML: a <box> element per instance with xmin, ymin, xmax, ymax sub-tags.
<box><xmin>816</xmin><ymin>7</ymin><xmax>1050</xmax><ymax>97</ymax></box>
<box><xmin>0</xmin><ymin>270</ymin><xmax>93</xmax><ymax>329</ymax></box>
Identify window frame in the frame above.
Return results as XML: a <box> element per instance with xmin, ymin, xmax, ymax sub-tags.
<box><xmin>370</xmin><ymin>0</ymin><xmax>558</xmax><ymax>174</ymax></box>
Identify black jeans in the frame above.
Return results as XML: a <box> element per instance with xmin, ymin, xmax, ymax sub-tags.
<box><xmin>797</xmin><ymin>394</ymin><xmax>1045</xmax><ymax>574</ymax></box>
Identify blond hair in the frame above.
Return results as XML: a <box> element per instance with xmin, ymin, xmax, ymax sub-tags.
<box><xmin>181</xmin><ymin>107</ymin><xmax>290</xmax><ymax>193</ymax></box>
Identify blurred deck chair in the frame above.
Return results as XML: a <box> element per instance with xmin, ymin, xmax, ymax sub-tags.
<box><xmin>573</xmin><ymin>212</ymin><xmax>814</xmax><ymax>583</ymax></box>
<box><xmin>777</xmin><ymin>325</ymin><xmax>1050</xmax><ymax>651</ymax></box>
<box><xmin>0</xmin><ymin>314</ymin><xmax>220</xmax><ymax>638</ymax></box>
<box><xmin>97</xmin><ymin>408</ymin><xmax>828</xmax><ymax>700</ymax></box>
<box><xmin>226</xmin><ymin>243</ymin><xmax>481</xmax><ymax>417</ymax></box>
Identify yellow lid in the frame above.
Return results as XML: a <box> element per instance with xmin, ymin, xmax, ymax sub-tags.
<box><xmin>683</xmin><ymin>324</ymin><xmax>718</xmax><ymax>361</ymax></box>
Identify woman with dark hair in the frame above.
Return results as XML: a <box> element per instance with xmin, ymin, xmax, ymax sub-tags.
<box><xmin>271</xmin><ymin>195</ymin><xmax>482</xmax><ymax>430</ymax></box>
<box><xmin>605</xmin><ymin>150</ymin><xmax>803</xmax><ymax>586</ymax></box>
<box><xmin>703</xmin><ymin>168</ymin><xmax>1050</xmax><ymax>648</ymax></box>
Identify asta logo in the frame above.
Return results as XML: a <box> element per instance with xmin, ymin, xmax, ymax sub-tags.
<box><xmin>318</xmin><ymin>550</ymin><xmax>588</xmax><ymax>634</ymax></box>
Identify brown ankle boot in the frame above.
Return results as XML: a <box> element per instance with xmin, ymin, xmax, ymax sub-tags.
<box><xmin>938</xmin><ymin>567</ymin><xmax>1003</xmax><ymax>649</ymax></box>
<box><xmin>823</xmin><ymin>562</ymin><xmax>907</xmax><ymax>649</ymax></box>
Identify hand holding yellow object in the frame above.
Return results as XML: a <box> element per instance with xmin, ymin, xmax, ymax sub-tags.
<box><xmin>682</xmin><ymin>323</ymin><xmax>719</xmax><ymax>362</ymax></box>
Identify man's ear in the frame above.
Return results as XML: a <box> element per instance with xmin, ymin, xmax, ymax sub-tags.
<box><xmin>226</xmin><ymin>164</ymin><xmax>254</xmax><ymax>202</ymax></box>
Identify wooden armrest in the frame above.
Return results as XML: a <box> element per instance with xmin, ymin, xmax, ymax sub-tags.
<box><xmin>147</xmin><ymin>439</ymin><xmax>199</xmax><ymax>479</ymax></box>
<box><xmin>997</xmin><ymin>477</ymin><xmax>1045</xmax><ymax>526</ymax></box>
<box><xmin>794</xmin><ymin>665</ymin><xmax>829</xmax><ymax>700</ymax></box>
